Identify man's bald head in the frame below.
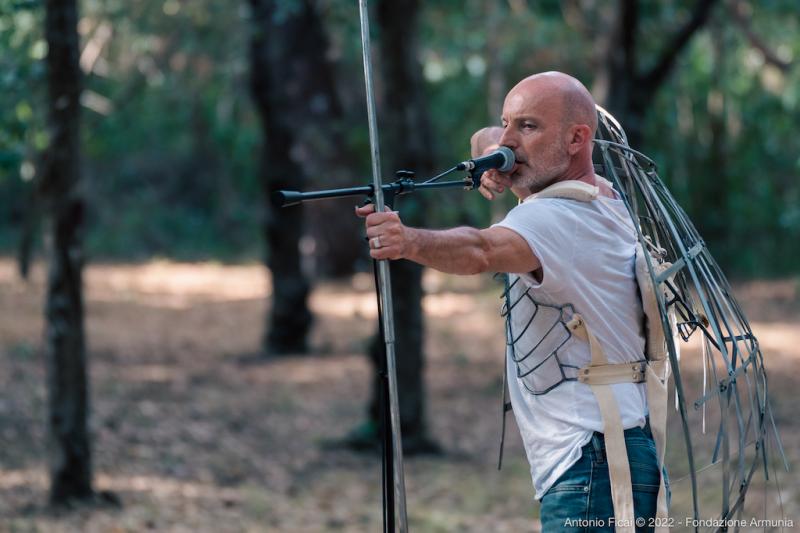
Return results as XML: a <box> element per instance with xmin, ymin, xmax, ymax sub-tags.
<box><xmin>512</xmin><ymin>72</ymin><xmax>597</xmax><ymax>136</ymax></box>
<box><xmin>498</xmin><ymin>72</ymin><xmax>598</xmax><ymax>192</ymax></box>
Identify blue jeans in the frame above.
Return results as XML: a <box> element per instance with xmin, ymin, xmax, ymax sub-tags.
<box><xmin>540</xmin><ymin>423</ymin><xmax>669</xmax><ymax>532</ymax></box>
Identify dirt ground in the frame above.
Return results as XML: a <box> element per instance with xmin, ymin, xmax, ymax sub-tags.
<box><xmin>0</xmin><ymin>258</ymin><xmax>797</xmax><ymax>532</ymax></box>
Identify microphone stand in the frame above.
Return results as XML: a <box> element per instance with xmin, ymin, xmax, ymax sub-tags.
<box><xmin>275</xmin><ymin>165</ymin><xmax>480</xmax><ymax>532</ymax></box>
<box><xmin>274</xmin><ymin>167</ymin><xmax>477</xmax><ymax>208</ymax></box>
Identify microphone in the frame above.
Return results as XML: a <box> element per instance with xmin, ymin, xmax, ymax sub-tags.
<box><xmin>456</xmin><ymin>146</ymin><xmax>515</xmax><ymax>175</ymax></box>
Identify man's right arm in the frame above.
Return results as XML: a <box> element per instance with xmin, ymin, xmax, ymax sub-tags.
<box><xmin>357</xmin><ymin>203</ymin><xmax>541</xmax><ymax>276</ymax></box>
<box><xmin>403</xmin><ymin>225</ymin><xmax>540</xmax><ymax>275</ymax></box>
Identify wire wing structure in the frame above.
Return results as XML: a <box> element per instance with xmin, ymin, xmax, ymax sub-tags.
<box><xmin>594</xmin><ymin>107</ymin><xmax>788</xmax><ymax>532</ymax></box>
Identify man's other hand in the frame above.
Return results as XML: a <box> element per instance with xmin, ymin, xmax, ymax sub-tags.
<box><xmin>479</xmin><ymin>169</ymin><xmax>514</xmax><ymax>201</ymax></box>
<box><xmin>470</xmin><ymin>126</ymin><xmax>503</xmax><ymax>158</ymax></box>
<box><xmin>470</xmin><ymin>126</ymin><xmax>514</xmax><ymax>200</ymax></box>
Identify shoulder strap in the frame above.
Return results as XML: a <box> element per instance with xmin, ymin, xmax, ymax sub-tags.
<box><xmin>524</xmin><ymin>179</ymin><xmax>599</xmax><ymax>203</ymax></box>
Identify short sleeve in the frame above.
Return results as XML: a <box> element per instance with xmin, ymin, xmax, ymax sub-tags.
<box><xmin>492</xmin><ymin>199</ymin><xmax>578</xmax><ymax>293</ymax></box>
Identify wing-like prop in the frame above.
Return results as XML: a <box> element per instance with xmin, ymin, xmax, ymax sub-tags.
<box><xmin>594</xmin><ymin>107</ymin><xmax>789</xmax><ymax>532</ymax></box>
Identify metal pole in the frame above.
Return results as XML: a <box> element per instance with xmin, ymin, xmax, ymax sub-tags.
<box><xmin>357</xmin><ymin>1</ymin><xmax>408</xmax><ymax>532</ymax></box>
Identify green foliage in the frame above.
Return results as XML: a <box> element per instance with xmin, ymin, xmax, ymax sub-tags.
<box><xmin>0</xmin><ymin>0</ymin><xmax>797</xmax><ymax>276</ymax></box>
<box><xmin>76</xmin><ymin>0</ymin><xmax>262</xmax><ymax>260</ymax></box>
<box><xmin>407</xmin><ymin>0</ymin><xmax>800</xmax><ymax>277</ymax></box>
<box><xmin>644</xmin><ymin>2</ymin><xmax>800</xmax><ymax>276</ymax></box>
<box><xmin>0</xmin><ymin>0</ymin><xmax>46</xmax><ymax>248</ymax></box>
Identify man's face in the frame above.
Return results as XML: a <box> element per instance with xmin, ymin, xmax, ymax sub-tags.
<box><xmin>498</xmin><ymin>84</ymin><xmax>570</xmax><ymax>193</ymax></box>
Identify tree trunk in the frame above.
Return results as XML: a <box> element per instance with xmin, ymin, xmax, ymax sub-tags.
<box><xmin>363</xmin><ymin>0</ymin><xmax>436</xmax><ymax>452</ymax></box>
<box><xmin>599</xmin><ymin>0</ymin><xmax>719</xmax><ymax>149</ymax></box>
<box><xmin>248</xmin><ymin>0</ymin><xmax>313</xmax><ymax>355</ymax></box>
<box><xmin>43</xmin><ymin>0</ymin><xmax>93</xmax><ymax>505</ymax></box>
<box><xmin>485</xmin><ymin>0</ymin><xmax>506</xmax><ymax>123</ymax></box>
<box><xmin>702</xmin><ymin>16</ymin><xmax>729</xmax><ymax>249</ymax></box>
<box><xmin>250</xmin><ymin>0</ymin><xmax>364</xmax><ymax>280</ymax></box>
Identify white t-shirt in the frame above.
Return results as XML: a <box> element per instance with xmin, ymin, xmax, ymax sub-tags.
<box><xmin>493</xmin><ymin>193</ymin><xmax>648</xmax><ymax>500</ymax></box>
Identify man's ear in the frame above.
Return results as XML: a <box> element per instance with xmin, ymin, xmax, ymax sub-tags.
<box><xmin>567</xmin><ymin>124</ymin><xmax>591</xmax><ymax>155</ymax></box>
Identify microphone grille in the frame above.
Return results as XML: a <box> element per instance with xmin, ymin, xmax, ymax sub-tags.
<box><xmin>496</xmin><ymin>146</ymin><xmax>515</xmax><ymax>173</ymax></box>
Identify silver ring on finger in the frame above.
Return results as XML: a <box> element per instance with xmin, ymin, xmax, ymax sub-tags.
<box><xmin>371</xmin><ymin>236</ymin><xmax>382</xmax><ymax>249</ymax></box>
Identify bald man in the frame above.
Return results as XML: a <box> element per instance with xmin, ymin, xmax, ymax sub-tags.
<box><xmin>357</xmin><ymin>72</ymin><xmax>666</xmax><ymax>532</ymax></box>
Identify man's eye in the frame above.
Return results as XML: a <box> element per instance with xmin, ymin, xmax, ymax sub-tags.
<box><xmin>523</xmin><ymin>122</ymin><xmax>536</xmax><ymax>130</ymax></box>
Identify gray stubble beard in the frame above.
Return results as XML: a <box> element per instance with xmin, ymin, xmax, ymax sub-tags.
<box><xmin>515</xmin><ymin>148</ymin><xmax>570</xmax><ymax>195</ymax></box>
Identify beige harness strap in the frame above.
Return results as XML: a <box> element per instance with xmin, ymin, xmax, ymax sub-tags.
<box><xmin>578</xmin><ymin>361</ymin><xmax>646</xmax><ymax>385</ymax></box>
<box><xmin>634</xmin><ymin>241</ymin><xmax>672</xmax><ymax>533</ymax></box>
<box><xmin>527</xmin><ymin>179</ymin><xmax>600</xmax><ymax>203</ymax></box>
<box><xmin>646</xmin><ymin>361</ymin><xmax>670</xmax><ymax>533</ymax></box>
<box><xmin>568</xmin><ymin>314</ymin><xmax>636</xmax><ymax>533</ymax></box>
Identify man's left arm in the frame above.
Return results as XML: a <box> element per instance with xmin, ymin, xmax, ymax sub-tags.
<box><xmin>356</xmin><ymin>204</ymin><xmax>539</xmax><ymax>275</ymax></box>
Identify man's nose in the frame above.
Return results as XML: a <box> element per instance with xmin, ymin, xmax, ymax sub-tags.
<box><xmin>498</xmin><ymin>128</ymin><xmax>516</xmax><ymax>149</ymax></box>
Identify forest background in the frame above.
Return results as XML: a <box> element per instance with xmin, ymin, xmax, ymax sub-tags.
<box><xmin>2</xmin><ymin>0</ymin><xmax>799</xmax><ymax>274</ymax></box>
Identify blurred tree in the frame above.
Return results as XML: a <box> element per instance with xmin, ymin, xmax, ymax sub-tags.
<box><xmin>248</xmin><ymin>0</ymin><xmax>313</xmax><ymax>354</ymax></box>
<box><xmin>364</xmin><ymin>0</ymin><xmax>438</xmax><ymax>453</ymax></box>
<box><xmin>593</xmin><ymin>0</ymin><xmax>720</xmax><ymax>147</ymax></box>
<box><xmin>641</xmin><ymin>0</ymin><xmax>799</xmax><ymax>274</ymax></box>
<box><xmin>700</xmin><ymin>15</ymin><xmax>730</xmax><ymax>248</ymax></box>
<box><xmin>250</xmin><ymin>0</ymin><xmax>366</xmax><ymax>281</ymax></box>
<box><xmin>42</xmin><ymin>0</ymin><xmax>93</xmax><ymax>505</ymax></box>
